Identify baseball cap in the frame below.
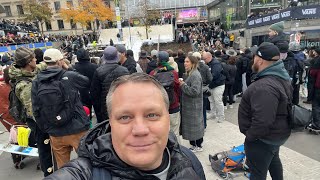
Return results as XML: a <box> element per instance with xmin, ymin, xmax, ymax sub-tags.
<box><xmin>43</xmin><ymin>48</ymin><xmax>64</xmax><ymax>63</ymax></box>
<box><xmin>151</xmin><ymin>50</ymin><xmax>158</xmax><ymax>57</ymax></box>
<box><xmin>256</xmin><ymin>42</ymin><xmax>280</xmax><ymax>61</ymax></box>
<box><xmin>102</xmin><ymin>46</ymin><xmax>119</xmax><ymax>63</ymax></box>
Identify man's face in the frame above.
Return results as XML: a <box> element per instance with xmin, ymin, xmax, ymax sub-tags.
<box><xmin>252</xmin><ymin>55</ymin><xmax>262</xmax><ymax>73</ymax></box>
<box><xmin>119</xmin><ymin>52</ymin><xmax>126</xmax><ymax>63</ymax></box>
<box><xmin>269</xmin><ymin>29</ymin><xmax>277</xmax><ymax>37</ymax></box>
<box><xmin>109</xmin><ymin>82</ymin><xmax>170</xmax><ymax>171</ymax></box>
<box><xmin>29</xmin><ymin>57</ymin><xmax>37</xmax><ymax>70</ymax></box>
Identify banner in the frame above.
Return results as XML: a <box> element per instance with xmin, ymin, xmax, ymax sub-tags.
<box><xmin>246</xmin><ymin>5</ymin><xmax>320</xmax><ymax>29</ymax></box>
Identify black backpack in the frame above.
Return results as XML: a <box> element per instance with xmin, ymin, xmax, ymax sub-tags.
<box><xmin>153</xmin><ymin>69</ymin><xmax>175</xmax><ymax>105</ymax></box>
<box><xmin>33</xmin><ymin>70</ymin><xmax>74</xmax><ymax>128</ymax></box>
<box><xmin>8</xmin><ymin>78</ymin><xmax>32</xmax><ymax>124</ymax></box>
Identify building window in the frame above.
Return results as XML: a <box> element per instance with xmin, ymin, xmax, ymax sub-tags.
<box><xmin>70</xmin><ymin>19</ymin><xmax>76</xmax><ymax>29</ymax></box>
<box><xmin>17</xmin><ymin>5</ymin><xmax>24</xmax><ymax>15</ymax></box>
<box><xmin>54</xmin><ymin>1</ymin><xmax>61</xmax><ymax>12</ymax></box>
<box><xmin>57</xmin><ymin>20</ymin><xmax>64</xmax><ymax>30</ymax></box>
<box><xmin>86</xmin><ymin>22</ymin><xmax>92</xmax><ymax>30</ymax></box>
<box><xmin>45</xmin><ymin>21</ymin><xmax>52</xmax><ymax>31</ymax></box>
<box><xmin>4</xmin><ymin>6</ymin><xmax>12</xmax><ymax>17</ymax></box>
<box><xmin>66</xmin><ymin>0</ymin><xmax>73</xmax><ymax>7</ymax></box>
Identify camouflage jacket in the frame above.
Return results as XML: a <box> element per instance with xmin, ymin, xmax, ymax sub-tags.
<box><xmin>8</xmin><ymin>62</ymin><xmax>47</xmax><ymax>119</ymax></box>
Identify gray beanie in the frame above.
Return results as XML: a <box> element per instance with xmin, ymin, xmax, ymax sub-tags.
<box><xmin>14</xmin><ymin>47</ymin><xmax>35</xmax><ymax>67</ymax></box>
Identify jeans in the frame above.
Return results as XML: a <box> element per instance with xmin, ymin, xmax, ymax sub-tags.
<box><xmin>26</xmin><ymin>119</ymin><xmax>53</xmax><ymax>177</ymax></box>
<box><xmin>312</xmin><ymin>99</ymin><xmax>320</xmax><ymax>129</ymax></box>
<box><xmin>190</xmin><ymin>138</ymin><xmax>203</xmax><ymax>147</ymax></box>
<box><xmin>245</xmin><ymin>139</ymin><xmax>283</xmax><ymax>180</ymax></box>
<box><xmin>208</xmin><ymin>85</ymin><xmax>225</xmax><ymax>122</ymax></box>
<box><xmin>223</xmin><ymin>84</ymin><xmax>234</xmax><ymax>106</ymax></box>
<box><xmin>203</xmin><ymin>97</ymin><xmax>208</xmax><ymax>128</ymax></box>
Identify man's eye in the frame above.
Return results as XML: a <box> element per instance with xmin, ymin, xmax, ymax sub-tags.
<box><xmin>119</xmin><ymin>116</ymin><xmax>130</xmax><ymax>121</ymax></box>
<box><xmin>147</xmin><ymin>113</ymin><xmax>159</xmax><ymax>119</ymax></box>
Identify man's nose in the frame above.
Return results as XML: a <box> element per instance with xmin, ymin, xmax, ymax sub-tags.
<box><xmin>131</xmin><ymin>117</ymin><xmax>150</xmax><ymax>136</ymax></box>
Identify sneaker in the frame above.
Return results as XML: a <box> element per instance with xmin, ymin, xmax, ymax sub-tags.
<box><xmin>189</xmin><ymin>146</ymin><xmax>197</xmax><ymax>153</ymax></box>
<box><xmin>224</xmin><ymin>106</ymin><xmax>228</xmax><ymax>110</ymax></box>
<box><xmin>195</xmin><ymin>146</ymin><xmax>204</xmax><ymax>152</ymax></box>
<box><xmin>229</xmin><ymin>104</ymin><xmax>233</xmax><ymax>109</ymax></box>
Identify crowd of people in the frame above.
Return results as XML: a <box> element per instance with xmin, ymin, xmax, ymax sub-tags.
<box><xmin>0</xmin><ymin>20</ymin><xmax>319</xmax><ymax>180</ymax></box>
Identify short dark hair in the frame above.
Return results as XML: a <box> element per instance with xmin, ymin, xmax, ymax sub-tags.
<box><xmin>228</xmin><ymin>56</ymin><xmax>237</xmax><ymax>65</ymax></box>
<box><xmin>178</xmin><ymin>49</ymin><xmax>185</xmax><ymax>57</ymax></box>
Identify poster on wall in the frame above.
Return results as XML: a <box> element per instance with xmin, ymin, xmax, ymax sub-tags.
<box><xmin>178</xmin><ymin>9</ymin><xmax>198</xmax><ymax>20</ymax></box>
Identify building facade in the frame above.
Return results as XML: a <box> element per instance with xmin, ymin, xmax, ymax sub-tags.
<box><xmin>0</xmin><ymin>0</ymin><xmax>123</xmax><ymax>35</ymax></box>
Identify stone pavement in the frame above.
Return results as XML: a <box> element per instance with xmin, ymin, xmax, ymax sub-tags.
<box><xmin>0</xmin><ymin>103</ymin><xmax>319</xmax><ymax>179</ymax></box>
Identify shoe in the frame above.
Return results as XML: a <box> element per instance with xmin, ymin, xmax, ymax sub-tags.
<box><xmin>303</xmin><ymin>101</ymin><xmax>312</xmax><ymax>104</ymax></box>
<box><xmin>195</xmin><ymin>146</ymin><xmax>203</xmax><ymax>152</ymax></box>
<box><xmin>307</xmin><ymin>123</ymin><xmax>320</xmax><ymax>130</ymax></box>
<box><xmin>229</xmin><ymin>104</ymin><xmax>233</xmax><ymax>109</ymax></box>
<box><xmin>189</xmin><ymin>146</ymin><xmax>197</xmax><ymax>153</ymax></box>
<box><xmin>224</xmin><ymin>106</ymin><xmax>227</xmax><ymax>110</ymax></box>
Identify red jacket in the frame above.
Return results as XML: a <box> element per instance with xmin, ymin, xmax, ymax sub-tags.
<box><xmin>0</xmin><ymin>83</ymin><xmax>17</xmax><ymax>131</ymax></box>
<box><xmin>149</xmin><ymin>67</ymin><xmax>181</xmax><ymax>114</ymax></box>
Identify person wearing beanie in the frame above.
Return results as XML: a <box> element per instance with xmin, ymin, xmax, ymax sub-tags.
<box><xmin>90</xmin><ymin>46</ymin><xmax>129</xmax><ymax>123</ymax></box>
<box><xmin>146</xmin><ymin>49</ymin><xmax>158</xmax><ymax>74</ymax></box>
<box><xmin>268</xmin><ymin>21</ymin><xmax>288</xmax><ymax>50</ymax></box>
<box><xmin>238</xmin><ymin>42</ymin><xmax>292</xmax><ymax>180</ymax></box>
<box><xmin>32</xmin><ymin>48</ymin><xmax>90</xmax><ymax>170</ymax></box>
<box><xmin>149</xmin><ymin>51</ymin><xmax>181</xmax><ymax>140</ymax></box>
<box><xmin>8</xmin><ymin>47</ymin><xmax>52</xmax><ymax>177</ymax></box>
<box><xmin>74</xmin><ymin>48</ymin><xmax>98</xmax><ymax>119</ymax></box>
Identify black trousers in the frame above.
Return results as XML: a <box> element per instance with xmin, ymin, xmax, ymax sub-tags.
<box><xmin>26</xmin><ymin>119</ymin><xmax>53</xmax><ymax>177</ymax></box>
<box><xmin>190</xmin><ymin>138</ymin><xmax>203</xmax><ymax>147</ymax></box>
<box><xmin>223</xmin><ymin>84</ymin><xmax>234</xmax><ymax>106</ymax></box>
<box><xmin>245</xmin><ymin>139</ymin><xmax>283</xmax><ymax>180</ymax></box>
<box><xmin>292</xmin><ymin>84</ymin><xmax>300</xmax><ymax>105</ymax></box>
<box><xmin>312</xmin><ymin>98</ymin><xmax>320</xmax><ymax>129</ymax></box>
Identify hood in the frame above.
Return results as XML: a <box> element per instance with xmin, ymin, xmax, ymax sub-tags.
<box><xmin>9</xmin><ymin>63</ymin><xmax>37</xmax><ymax>80</ymax></box>
<box><xmin>36</xmin><ymin>67</ymin><xmax>63</xmax><ymax>82</ymax></box>
<box><xmin>77</xmin><ymin>121</ymin><xmax>180</xmax><ymax>179</ymax></box>
<box><xmin>124</xmin><ymin>56</ymin><xmax>137</xmax><ymax>66</ymax></box>
<box><xmin>255</xmin><ymin>60</ymin><xmax>290</xmax><ymax>81</ymax></box>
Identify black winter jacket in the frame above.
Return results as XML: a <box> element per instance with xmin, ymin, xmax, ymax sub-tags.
<box><xmin>73</xmin><ymin>61</ymin><xmax>98</xmax><ymax>107</ymax></box>
<box><xmin>122</xmin><ymin>56</ymin><xmax>137</xmax><ymax>74</ymax></box>
<box><xmin>225</xmin><ymin>64</ymin><xmax>237</xmax><ymax>85</ymax></box>
<box><xmin>175</xmin><ymin>56</ymin><xmax>186</xmax><ymax>78</ymax></box>
<box><xmin>44</xmin><ymin>121</ymin><xmax>206</xmax><ymax>180</ymax></box>
<box><xmin>207</xmin><ymin>58</ymin><xmax>226</xmax><ymax>89</ymax></box>
<box><xmin>90</xmin><ymin>63</ymin><xmax>129</xmax><ymax>123</ymax></box>
<box><xmin>146</xmin><ymin>59</ymin><xmax>157</xmax><ymax>74</ymax></box>
<box><xmin>238</xmin><ymin>61</ymin><xmax>292</xmax><ymax>143</ymax></box>
<box><xmin>31</xmin><ymin>67</ymin><xmax>90</xmax><ymax>136</ymax></box>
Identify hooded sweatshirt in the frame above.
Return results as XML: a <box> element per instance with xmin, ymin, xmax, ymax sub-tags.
<box><xmin>239</xmin><ymin>60</ymin><xmax>292</xmax><ymax>145</ymax></box>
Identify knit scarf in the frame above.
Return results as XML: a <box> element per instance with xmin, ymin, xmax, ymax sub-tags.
<box><xmin>159</xmin><ymin>61</ymin><xmax>174</xmax><ymax>71</ymax></box>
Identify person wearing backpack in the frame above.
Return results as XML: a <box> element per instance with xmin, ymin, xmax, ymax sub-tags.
<box><xmin>44</xmin><ymin>73</ymin><xmax>205</xmax><ymax>180</ymax></box>
<box><xmin>8</xmin><ymin>47</ymin><xmax>53</xmax><ymax>177</ymax></box>
<box><xmin>238</xmin><ymin>43</ymin><xmax>292</xmax><ymax>180</ymax></box>
<box><xmin>149</xmin><ymin>51</ymin><xmax>181</xmax><ymax>139</ymax></box>
<box><xmin>90</xmin><ymin>46</ymin><xmax>130</xmax><ymax>123</ymax></box>
<box><xmin>31</xmin><ymin>48</ymin><xmax>90</xmax><ymax>169</ymax></box>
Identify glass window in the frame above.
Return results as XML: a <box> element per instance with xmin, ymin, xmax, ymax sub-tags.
<box><xmin>17</xmin><ymin>5</ymin><xmax>24</xmax><ymax>15</ymax></box>
<box><xmin>54</xmin><ymin>1</ymin><xmax>61</xmax><ymax>12</ymax></box>
<box><xmin>46</xmin><ymin>22</ymin><xmax>52</xmax><ymax>31</ymax></box>
<box><xmin>70</xmin><ymin>19</ymin><xmax>76</xmax><ymax>29</ymax></box>
<box><xmin>57</xmin><ymin>20</ymin><xmax>64</xmax><ymax>30</ymax></box>
<box><xmin>4</xmin><ymin>6</ymin><xmax>12</xmax><ymax>17</ymax></box>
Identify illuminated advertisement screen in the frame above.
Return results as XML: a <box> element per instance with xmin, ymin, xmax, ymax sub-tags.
<box><xmin>178</xmin><ymin>9</ymin><xmax>198</xmax><ymax>19</ymax></box>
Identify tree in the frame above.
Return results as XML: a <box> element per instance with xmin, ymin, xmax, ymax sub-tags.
<box><xmin>130</xmin><ymin>0</ymin><xmax>160</xmax><ymax>39</ymax></box>
<box><xmin>23</xmin><ymin>0</ymin><xmax>53</xmax><ymax>35</ymax></box>
<box><xmin>60</xmin><ymin>0</ymin><xmax>114</xmax><ymax>33</ymax></box>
